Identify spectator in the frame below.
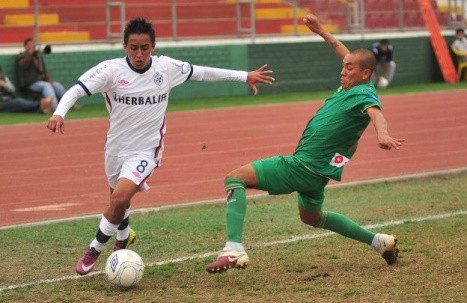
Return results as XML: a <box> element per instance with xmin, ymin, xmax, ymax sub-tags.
<box><xmin>452</xmin><ymin>28</ymin><xmax>467</xmax><ymax>59</ymax></box>
<box><xmin>370</xmin><ymin>39</ymin><xmax>396</xmax><ymax>88</ymax></box>
<box><xmin>0</xmin><ymin>65</ymin><xmax>52</xmax><ymax>114</ymax></box>
<box><xmin>15</xmin><ymin>38</ymin><xmax>78</xmax><ymax>110</ymax></box>
<box><xmin>451</xmin><ymin>28</ymin><xmax>467</xmax><ymax>80</ymax></box>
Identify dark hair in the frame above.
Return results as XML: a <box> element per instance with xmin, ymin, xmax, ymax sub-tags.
<box><xmin>351</xmin><ymin>48</ymin><xmax>376</xmax><ymax>71</ymax></box>
<box><xmin>455</xmin><ymin>28</ymin><xmax>465</xmax><ymax>35</ymax></box>
<box><xmin>23</xmin><ymin>37</ymin><xmax>33</xmax><ymax>46</ymax></box>
<box><xmin>379</xmin><ymin>39</ymin><xmax>389</xmax><ymax>45</ymax></box>
<box><xmin>123</xmin><ymin>18</ymin><xmax>156</xmax><ymax>46</ymax></box>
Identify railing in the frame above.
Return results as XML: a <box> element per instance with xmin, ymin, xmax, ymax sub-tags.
<box><xmin>106</xmin><ymin>1</ymin><xmax>126</xmax><ymax>41</ymax></box>
<box><xmin>0</xmin><ymin>0</ymin><xmax>464</xmax><ymax>45</ymax></box>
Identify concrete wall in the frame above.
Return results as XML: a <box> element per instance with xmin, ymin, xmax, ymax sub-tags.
<box><xmin>249</xmin><ymin>36</ymin><xmax>444</xmax><ymax>94</ymax></box>
<box><xmin>0</xmin><ymin>35</ymin><xmax>453</xmax><ymax>105</ymax></box>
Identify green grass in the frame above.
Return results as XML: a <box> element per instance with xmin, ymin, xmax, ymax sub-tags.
<box><xmin>0</xmin><ymin>172</ymin><xmax>466</xmax><ymax>302</ymax></box>
<box><xmin>1</xmin><ymin>82</ymin><xmax>466</xmax><ymax>125</ymax></box>
<box><xmin>1</xmin><ymin>82</ymin><xmax>466</xmax><ymax>302</ymax></box>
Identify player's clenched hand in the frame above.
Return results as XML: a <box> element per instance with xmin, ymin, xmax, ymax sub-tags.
<box><xmin>47</xmin><ymin>115</ymin><xmax>65</xmax><ymax>134</ymax></box>
<box><xmin>302</xmin><ymin>14</ymin><xmax>325</xmax><ymax>35</ymax></box>
<box><xmin>246</xmin><ymin>64</ymin><xmax>275</xmax><ymax>95</ymax></box>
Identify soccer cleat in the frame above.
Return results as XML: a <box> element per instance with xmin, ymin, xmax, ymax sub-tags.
<box><xmin>205</xmin><ymin>249</ymin><xmax>250</xmax><ymax>274</ymax></box>
<box><xmin>75</xmin><ymin>247</ymin><xmax>100</xmax><ymax>276</ymax></box>
<box><xmin>113</xmin><ymin>228</ymin><xmax>137</xmax><ymax>251</ymax></box>
<box><xmin>374</xmin><ymin>233</ymin><xmax>399</xmax><ymax>265</ymax></box>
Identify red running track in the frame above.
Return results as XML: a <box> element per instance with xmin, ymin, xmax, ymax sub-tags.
<box><xmin>1</xmin><ymin>90</ymin><xmax>466</xmax><ymax>227</ymax></box>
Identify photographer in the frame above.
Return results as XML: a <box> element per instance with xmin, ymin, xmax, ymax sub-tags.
<box><xmin>16</xmin><ymin>38</ymin><xmax>76</xmax><ymax>110</ymax></box>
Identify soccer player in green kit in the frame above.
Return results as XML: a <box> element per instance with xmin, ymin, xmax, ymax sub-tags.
<box><xmin>206</xmin><ymin>13</ymin><xmax>405</xmax><ymax>273</ymax></box>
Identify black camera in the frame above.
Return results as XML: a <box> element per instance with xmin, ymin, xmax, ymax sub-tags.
<box><xmin>37</xmin><ymin>44</ymin><xmax>52</xmax><ymax>54</ymax></box>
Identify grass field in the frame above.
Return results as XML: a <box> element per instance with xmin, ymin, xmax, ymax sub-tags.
<box><xmin>0</xmin><ymin>172</ymin><xmax>466</xmax><ymax>302</ymax></box>
<box><xmin>1</xmin><ymin>83</ymin><xmax>466</xmax><ymax>302</ymax></box>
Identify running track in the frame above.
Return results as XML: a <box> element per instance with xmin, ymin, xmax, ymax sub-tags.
<box><xmin>1</xmin><ymin>90</ymin><xmax>466</xmax><ymax>227</ymax></box>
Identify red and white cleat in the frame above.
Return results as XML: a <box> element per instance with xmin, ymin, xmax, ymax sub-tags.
<box><xmin>374</xmin><ymin>233</ymin><xmax>399</xmax><ymax>265</ymax></box>
<box><xmin>206</xmin><ymin>249</ymin><xmax>250</xmax><ymax>274</ymax></box>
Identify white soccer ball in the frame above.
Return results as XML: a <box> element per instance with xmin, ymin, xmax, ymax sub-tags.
<box><xmin>105</xmin><ymin>249</ymin><xmax>144</xmax><ymax>288</ymax></box>
<box><xmin>377</xmin><ymin>76</ymin><xmax>389</xmax><ymax>88</ymax></box>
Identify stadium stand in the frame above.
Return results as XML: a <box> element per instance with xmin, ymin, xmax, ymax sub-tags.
<box><xmin>0</xmin><ymin>0</ymin><xmax>455</xmax><ymax>45</ymax></box>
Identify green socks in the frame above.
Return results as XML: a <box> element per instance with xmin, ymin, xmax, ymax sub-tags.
<box><xmin>225</xmin><ymin>178</ymin><xmax>247</xmax><ymax>243</ymax></box>
<box><xmin>318</xmin><ymin>211</ymin><xmax>375</xmax><ymax>245</ymax></box>
<box><xmin>224</xmin><ymin>178</ymin><xmax>375</xmax><ymax>246</ymax></box>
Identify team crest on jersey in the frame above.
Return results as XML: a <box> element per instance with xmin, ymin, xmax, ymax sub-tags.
<box><xmin>329</xmin><ymin>153</ymin><xmax>349</xmax><ymax>168</ymax></box>
<box><xmin>153</xmin><ymin>72</ymin><xmax>163</xmax><ymax>86</ymax></box>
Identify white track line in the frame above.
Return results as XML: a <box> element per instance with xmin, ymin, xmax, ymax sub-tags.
<box><xmin>0</xmin><ymin>168</ymin><xmax>466</xmax><ymax>292</ymax></box>
<box><xmin>1</xmin><ymin>167</ymin><xmax>466</xmax><ymax>231</ymax></box>
<box><xmin>0</xmin><ymin>210</ymin><xmax>466</xmax><ymax>293</ymax></box>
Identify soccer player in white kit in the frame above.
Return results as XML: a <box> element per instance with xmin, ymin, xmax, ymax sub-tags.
<box><xmin>46</xmin><ymin>17</ymin><xmax>275</xmax><ymax>276</ymax></box>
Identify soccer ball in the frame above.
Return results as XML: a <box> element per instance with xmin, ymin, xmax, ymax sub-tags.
<box><xmin>377</xmin><ymin>76</ymin><xmax>389</xmax><ymax>88</ymax></box>
<box><xmin>105</xmin><ymin>249</ymin><xmax>144</xmax><ymax>288</ymax></box>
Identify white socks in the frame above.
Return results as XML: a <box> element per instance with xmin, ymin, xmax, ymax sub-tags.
<box><xmin>90</xmin><ymin>216</ymin><xmax>119</xmax><ymax>252</ymax></box>
<box><xmin>225</xmin><ymin>241</ymin><xmax>245</xmax><ymax>252</ymax></box>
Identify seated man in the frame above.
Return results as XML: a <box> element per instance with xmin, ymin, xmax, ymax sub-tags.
<box><xmin>370</xmin><ymin>39</ymin><xmax>396</xmax><ymax>88</ymax></box>
<box><xmin>451</xmin><ymin>28</ymin><xmax>467</xmax><ymax>80</ymax></box>
<box><xmin>0</xmin><ymin>66</ymin><xmax>51</xmax><ymax>114</ymax></box>
<box><xmin>15</xmin><ymin>38</ymin><xmax>73</xmax><ymax>111</ymax></box>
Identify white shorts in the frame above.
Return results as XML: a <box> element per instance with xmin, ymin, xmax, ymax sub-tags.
<box><xmin>105</xmin><ymin>153</ymin><xmax>158</xmax><ymax>191</ymax></box>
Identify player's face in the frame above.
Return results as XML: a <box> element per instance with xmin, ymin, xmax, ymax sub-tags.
<box><xmin>340</xmin><ymin>53</ymin><xmax>369</xmax><ymax>89</ymax></box>
<box><xmin>25</xmin><ymin>40</ymin><xmax>35</xmax><ymax>52</ymax></box>
<box><xmin>124</xmin><ymin>34</ymin><xmax>155</xmax><ymax>70</ymax></box>
<box><xmin>380</xmin><ymin>44</ymin><xmax>389</xmax><ymax>52</ymax></box>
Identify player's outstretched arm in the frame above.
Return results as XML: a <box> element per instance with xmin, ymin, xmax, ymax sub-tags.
<box><xmin>246</xmin><ymin>64</ymin><xmax>275</xmax><ymax>95</ymax></box>
<box><xmin>367</xmin><ymin>107</ymin><xmax>405</xmax><ymax>150</ymax></box>
<box><xmin>45</xmin><ymin>84</ymin><xmax>86</xmax><ymax>134</ymax></box>
<box><xmin>303</xmin><ymin>14</ymin><xmax>349</xmax><ymax>60</ymax></box>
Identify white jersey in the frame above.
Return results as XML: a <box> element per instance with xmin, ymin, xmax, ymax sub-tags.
<box><xmin>54</xmin><ymin>55</ymin><xmax>247</xmax><ymax>167</ymax></box>
<box><xmin>77</xmin><ymin>55</ymin><xmax>192</xmax><ymax>159</ymax></box>
<box><xmin>452</xmin><ymin>37</ymin><xmax>467</xmax><ymax>62</ymax></box>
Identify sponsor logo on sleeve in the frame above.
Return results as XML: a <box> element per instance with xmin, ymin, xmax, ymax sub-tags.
<box><xmin>81</xmin><ymin>64</ymin><xmax>107</xmax><ymax>83</ymax></box>
<box><xmin>329</xmin><ymin>153</ymin><xmax>350</xmax><ymax>168</ymax></box>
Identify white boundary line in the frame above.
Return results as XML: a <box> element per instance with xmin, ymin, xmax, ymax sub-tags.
<box><xmin>1</xmin><ymin>167</ymin><xmax>466</xmax><ymax>230</ymax></box>
<box><xmin>0</xmin><ymin>168</ymin><xmax>465</xmax><ymax>292</ymax></box>
<box><xmin>0</xmin><ymin>209</ymin><xmax>465</xmax><ymax>293</ymax></box>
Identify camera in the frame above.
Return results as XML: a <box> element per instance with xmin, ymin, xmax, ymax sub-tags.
<box><xmin>37</xmin><ymin>44</ymin><xmax>52</xmax><ymax>54</ymax></box>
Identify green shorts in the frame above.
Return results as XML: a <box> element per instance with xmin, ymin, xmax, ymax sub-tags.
<box><xmin>251</xmin><ymin>155</ymin><xmax>329</xmax><ymax>212</ymax></box>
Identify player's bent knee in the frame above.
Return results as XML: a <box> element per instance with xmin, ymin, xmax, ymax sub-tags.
<box><xmin>226</xmin><ymin>167</ymin><xmax>244</xmax><ymax>179</ymax></box>
<box><xmin>299</xmin><ymin>207</ymin><xmax>321</xmax><ymax>227</ymax></box>
<box><xmin>225</xmin><ymin>164</ymin><xmax>257</xmax><ymax>186</ymax></box>
<box><xmin>109</xmin><ymin>194</ymin><xmax>131</xmax><ymax>210</ymax></box>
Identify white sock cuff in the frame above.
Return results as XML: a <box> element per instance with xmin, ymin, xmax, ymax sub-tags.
<box><xmin>100</xmin><ymin>216</ymin><xmax>119</xmax><ymax>236</ymax></box>
<box><xmin>371</xmin><ymin>233</ymin><xmax>380</xmax><ymax>250</ymax></box>
<box><xmin>225</xmin><ymin>241</ymin><xmax>245</xmax><ymax>252</ymax></box>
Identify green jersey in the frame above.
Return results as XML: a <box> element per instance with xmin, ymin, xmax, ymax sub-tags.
<box><xmin>294</xmin><ymin>82</ymin><xmax>382</xmax><ymax>181</ymax></box>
